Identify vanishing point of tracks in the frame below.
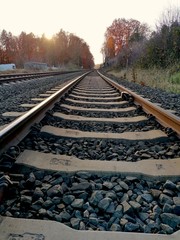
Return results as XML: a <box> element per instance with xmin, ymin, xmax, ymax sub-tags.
<box><xmin>0</xmin><ymin>71</ymin><xmax>180</xmax><ymax>240</ymax></box>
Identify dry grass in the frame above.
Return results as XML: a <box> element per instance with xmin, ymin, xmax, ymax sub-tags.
<box><xmin>109</xmin><ymin>67</ymin><xmax>180</xmax><ymax>94</ymax></box>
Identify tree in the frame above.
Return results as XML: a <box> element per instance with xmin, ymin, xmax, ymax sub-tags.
<box><xmin>102</xmin><ymin>18</ymin><xmax>149</xmax><ymax>68</ymax></box>
<box><xmin>156</xmin><ymin>5</ymin><xmax>180</xmax><ymax>29</ymax></box>
<box><xmin>53</xmin><ymin>29</ymin><xmax>69</xmax><ymax>66</ymax></box>
<box><xmin>0</xmin><ymin>29</ymin><xmax>18</xmax><ymax>63</ymax></box>
<box><xmin>140</xmin><ymin>5</ymin><xmax>180</xmax><ymax>68</ymax></box>
<box><xmin>103</xmin><ymin>18</ymin><xmax>149</xmax><ymax>57</ymax></box>
<box><xmin>68</xmin><ymin>34</ymin><xmax>83</xmax><ymax>66</ymax></box>
<box><xmin>80</xmin><ymin>42</ymin><xmax>94</xmax><ymax>69</ymax></box>
<box><xmin>103</xmin><ymin>36</ymin><xmax>115</xmax><ymax>59</ymax></box>
<box><xmin>0</xmin><ymin>28</ymin><xmax>94</xmax><ymax>68</ymax></box>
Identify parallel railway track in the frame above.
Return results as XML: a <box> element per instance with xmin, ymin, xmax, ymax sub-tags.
<box><xmin>0</xmin><ymin>71</ymin><xmax>180</xmax><ymax>240</ymax></box>
<box><xmin>0</xmin><ymin>70</ymin><xmax>82</xmax><ymax>84</ymax></box>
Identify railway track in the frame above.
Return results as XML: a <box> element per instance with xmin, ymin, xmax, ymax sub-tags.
<box><xmin>0</xmin><ymin>71</ymin><xmax>180</xmax><ymax>240</ymax></box>
<box><xmin>0</xmin><ymin>70</ymin><xmax>82</xmax><ymax>84</ymax></box>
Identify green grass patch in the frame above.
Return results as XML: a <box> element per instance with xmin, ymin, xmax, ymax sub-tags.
<box><xmin>169</xmin><ymin>72</ymin><xmax>180</xmax><ymax>84</ymax></box>
<box><xmin>108</xmin><ymin>67</ymin><xmax>180</xmax><ymax>94</ymax></box>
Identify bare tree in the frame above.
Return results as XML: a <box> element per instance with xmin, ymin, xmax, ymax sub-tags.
<box><xmin>156</xmin><ymin>5</ymin><xmax>180</xmax><ymax>29</ymax></box>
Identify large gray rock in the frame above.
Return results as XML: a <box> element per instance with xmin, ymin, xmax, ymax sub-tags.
<box><xmin>173</xmin><ymin>197</ymin><xmax>180</xmax><ymax>205</ymax></box>
<box><xmin>103</xmin><ymin>181</ymin><xmax>114</xmax><ymax>189</ymax></box>
<box><xmin>108</xmin><ymin>216</ymin><xmax>118</xmax><ymax>227</ymax></box>
<box><xmin>160</xmin><ymin>223</ymin><xmax>174</xmax><ymax>234</ymax></box>
<box><xmin>129</xmin><ymin>201</ymin><xmax>141</xmax><ymax>211</ymax></box>
<box><xmin>118</xmin><ymin>181</ymin><xmax>129</xmax><ymax>191</ymax></box>
<box><xmin>144</xmin><ymin>221</ymin><xmax>160</xmax><ymax>233</ymax></box>
<box><xmin>74</xmin><ymin>210</ymin><xmax>83</xmax><ymax>220</ymax></box>
<box><xmin>124</xmin><ymin>222</ymin><xmax>139</xmax><ymax>232</ymax></box>
<box><xmin>120</xmin><ymin>193</ymin><xmax>129</xmax><ymax>203</ymax></box>
<box><xmin>63</xmin><ymin>195</ymin><xmax>75</xmax><ymax>205</ymax></box>
<box><xmin>153</xmin><ymin>205</ymin><xmax>162</xmax><ymax>214</ymax></box>
<box><xmin>52</xmin><ymin>196</ymin><xmax>61</xmax><ymax>205</ymax></box>
<box><xmin>110</xmin><ymin>223</ymin><xmax>122</xmax><ymax>231</ymax></box>
<box><xmin>159</xmin><ymin>194</ymin><xmax>173</xmax><ymax>205</ymax></box>
<box><xmin>46</xmin><ymin>210</ymin><xmax>53</xmax><ymax>218</ymax></box>
<box><xmin>160</xmin><ymin>213</ymin><xmax>180</xmax><ymax>228</ymax></box>
<box><xmin>47</xmin><ymin>184</ymin><xmax>63</xmax><ymax>197</ymax></box>
<box><xmin>42</xmin><ymin>199</ymin><xmax>54</xmax><ymax>209</ymax></box>
<box><xmin>106</xmin><ymin>202</ymin><xmax>115</xmax><ymax>213</ymax></box>
<box><xmin>38</xmin><ymin>208</ymin><xmax>46</xmax><ymax>217</ymax></box>
<box><xmin>89</xmin><ymin>217</ymin><xmax>99</xmax><ymax>226</ymax></box>
<box><xmin>57</xmin><ymin>203</ymin><xmax>65</xmax><ymax>210</ymax></box>
<box><xmin>163</xmin><ymin>203</ymin><xmax>173</xmax><ymax>213</ymax></box>
<box><xmin>78</xmin><ymin>192</ymin><xmax>88</xmax><ymax>201</ymax></box>
<box><xmin>26</xmin><ymin>172</ymin><xmax>36</xmax><ymax>187</ymax></box>
<box><xmin>163</xmin><ymin>188</ymin><xmax>174</xmax><ymax>197</ymax></box>
<box><xmin>138</xmin><ymin>212</ymin><xmax>149</xmax><ymax>222</ymax></box>
<box><xmin>71</xmin><ymin>199</ymin><xmax>84</xmax><ymax>208</ymax></box>
<box><xmin>163</xmin><ymin>180</ymin><xmax>177</xmax><ymax>190</ymax></box>
<box><xmin>50</xmin><ymin>176</ymin><xmax>63</xmax><ymax>185</ymax></box>
<box><xmin>79</xmin><ymin>221</ymin><xmax>86</xmax><ymax>230</ymax></box>
<box><xmin>31</xmin><ymin>202</ymin><xmax>43</xmax><ymax>211</ymax></box>
<box><xmin>41</xmin><ymin>183</ymin><xmax>52</xmax><ymax>192</ymax></box>
<box><xmin>120</xmin><ymin>218</ymin><xmax>128</xmax><ymax>226</ymax></box>
<box><xmin>121</xmin><ymin>201</ymin><xmax>133</xmax><ymax>215</ymax></box>
<box><xmin>113</xmin><ymin>184</ymin><xmax>123</xmax><ymax>192</ymax></box>
<box><xmin>34</xmin><ymin>170</ymin><xmax>45</xmax><ymax>180</ymax></box>
<box><xmin>83</xmin><ymin>209</ymin><xmax>89</xmax><ymax>218</ymax></box>
<box><xmin>33</xmin><ymin>187</ymin><xmax>44</xmax><ymax>200</ymax></box>
<box><xmin>98</xmin><ymin>197</ymin><xmax>112</xmax><ymax>211</ymax></box>
<box><xmin>141</xmin><ymin>193</ymin><xmax>153</xmax><ymax>203</ymax></box>
<box><xmin>70</xmin><ymin>218</ymin><xmax>80</xmax><ymax>229</ymax></box>
<box><xmin>89</xmin><ymin>191</ymin><xmax>103</xmax><ymax>206</ymax></box>
<box><xmin>71</xmin><ymin>182</ymin><xmax>90</xmax><ymax>191</ymax></box>
<box><xmin>105</xmin><ymin>191</ymin><xmax>117</xmax><ymax>200</ymax></box>
<box><xmin>136</xmin><ymin>195</ymin><xmax>143</xmax><ymax>204</ymax></box>
<box><xmin>20</xmin><ymin>195</ymin><xmax>32</xmax><ymax>205</ymax></box>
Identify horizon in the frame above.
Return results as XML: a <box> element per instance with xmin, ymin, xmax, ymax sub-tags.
<box><xmin>0</xmin><ymin>0</ymin><xmax>179</xmax><ymax>64</ymax></box>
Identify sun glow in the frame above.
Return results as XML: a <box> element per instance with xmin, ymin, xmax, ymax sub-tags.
<box><xmin>0</xmin><ymin>0</ymin><xmax>178</xmax><ymax>64</ymax></box>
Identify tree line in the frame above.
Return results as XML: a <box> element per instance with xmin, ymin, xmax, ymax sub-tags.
<box><xmin>0</xmin><ymin>29</ymin><xmax>94</xmax><ymax>69</ymax></box>
<box><xmin>102</xmin><ymin>6</ymin><xmax>180</xmax><ymax>69</ymax></box>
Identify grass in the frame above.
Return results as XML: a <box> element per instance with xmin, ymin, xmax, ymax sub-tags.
<box><xmin>108</xmin><ymin>67</ymin><xmax>180</xmax><ymax>94</ymax></box>
<box><xmin>169</xmin><ymin>72</ymin><xmax>180</xmax><ymax>84</ymax></box>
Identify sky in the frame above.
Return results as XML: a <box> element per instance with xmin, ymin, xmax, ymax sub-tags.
<box><xmin>0</xmin><ymin>0</ymin><xmax>179</xmax><ymax>64</ymax></box>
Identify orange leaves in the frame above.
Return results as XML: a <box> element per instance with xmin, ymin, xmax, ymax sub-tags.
<box><xmin>106</xmin><ymin>37</ymin><xmax>115</xmax><ymax>58</ymax></box>
<box><xmin>103</xmin><ymin>18</ymin><xmax>149</xmax><ymax>59</ymax></box>
<box><xmin>0</xmin><ymin>29</ymin><xmax>94</xmax><ymax>68</ymax></box>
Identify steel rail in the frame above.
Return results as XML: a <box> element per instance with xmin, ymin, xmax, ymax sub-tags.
<box><xmin>0</xmin><ymin>70</ymin><xmax>83</xmax><ymax>83</ymax></box>
<box><xmin>0</xmin><ymin>71</ymin><xmax>91</xmax><ymax>156</ymax></box>
<box><xmin>98</xmin><ymin>71</ymin><xmax>180</xmax><ymax>136</ymax></box>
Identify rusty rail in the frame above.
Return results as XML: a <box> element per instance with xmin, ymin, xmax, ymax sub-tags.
<box><xmin>98</xmin><ymin>71</ymin><xmax>180</xmax><ymax>136</ymax></box>
<box><xmin>0</xmin><ymin>72</ymin><xmax>90</xmax><ymax>156</ymax></box>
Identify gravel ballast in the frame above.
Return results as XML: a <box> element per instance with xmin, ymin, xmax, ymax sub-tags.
<box><xmin>60</xmin><ymin>98</ymin><xmax>134</xmax><ymax>109</ymax></box>
<box><xmin>56</xmin><ymin>107</ymin><xmax>145</xmax><ymax>118</ymax></box>
<box><xmin>1</xmin><ymin>170</ymin><xmax>180</xmax><ymax>234</ymax></box>
<box><xmin>16</xmin><ymin>130</ymin><xmax>180</xmax><ymax>162</ymax></box>
<box><xmin>100</xmin><ymin>71</ymin><xmax>180</xmax><ymax>117</ymax></box>
<box><xmin>42</xmin><ymin>116</ymin><xmax>162</xmax><ymax>133</ymax></box>
<box><xmin>0</xmin><ymin>72</ymin><xmax>82</xmax><ymax>125</ymax></box>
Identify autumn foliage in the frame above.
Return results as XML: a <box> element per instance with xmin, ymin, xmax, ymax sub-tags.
<box><xmin>0</xmin><ymin>29</ymin><xmax>94</xmax><ymax>69</ymax></box>
<box><xmin>102</xmin><ymin>18</ymin><xmax>149</xmax><ymax>60</ymax></box>
<box><xmin>102</xmin><ymin>6</ymin><xmax>180</xmax><ymax>69</ymax></box>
